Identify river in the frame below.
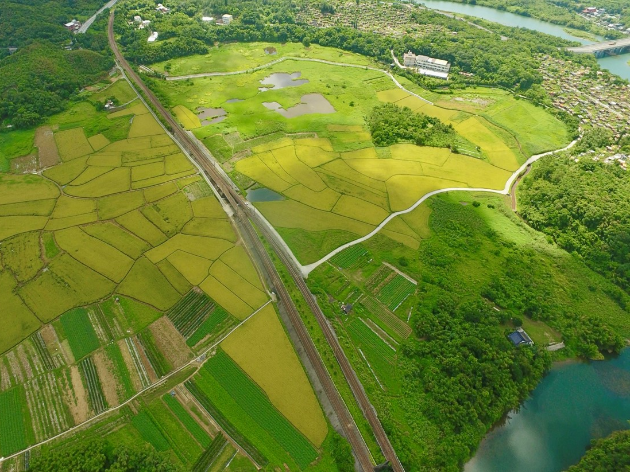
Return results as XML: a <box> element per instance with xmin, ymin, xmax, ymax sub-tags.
<box><xmin>464</xmin><ymin>349</ymin><xmax>630</xmax><ymax>472</ymax></box>
<box><xmin>418</xmin><ymin>0</ymin><xmax>630</xmax><ymax>80</ymax></box>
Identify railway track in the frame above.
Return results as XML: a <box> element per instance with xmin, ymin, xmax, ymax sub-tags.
<box><xmin>108</xmin><ymin>11</ymin><xmax>403</xmax><ymax>472</ymax></box>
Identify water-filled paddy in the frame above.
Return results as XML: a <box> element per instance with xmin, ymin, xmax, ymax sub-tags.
<box><xmin>263</xmin><ymin>93</ymin><xmax>335</xmax><ymax>118</ymax></box>
<box><xmin>259</xmin><ymin>72</ymin><xmax>309</xmax><ymax>91</ymax></box>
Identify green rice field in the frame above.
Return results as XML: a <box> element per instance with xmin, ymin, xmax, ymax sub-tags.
<box><xmin>60</xmin><ymin>308</ymin><xmax>101</xmax><ymax>360</ymax></box>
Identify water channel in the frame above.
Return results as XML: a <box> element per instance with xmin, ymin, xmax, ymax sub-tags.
<box><xmin>418</xmin><ymin>0</ymin><xmax>630</xmax><ymax>80</ymax></box>
<box><xmin>412</xmin><ymin>2</ymin><xmax>630</xmax><ymax>469</ymax></box>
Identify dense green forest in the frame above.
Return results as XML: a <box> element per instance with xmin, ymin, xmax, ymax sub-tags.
<box><xmin>115</xmin><ymin>0</ymin><xmax>597</xmax><ymax>92</ymax></box>
<box><xmin>520</xmin><ymin>154</ymin><xmax>630</xmax><ymax>297</ymax></box>
<box><xmin>567</xmin><ymin>429</ymin><xmax>630</xmax><ymax>471</ymax></box>
<box><xmin>30</xmin><ymin>439</ymin><xmax>180</xmax><ymax>471</ymax></box>
<box><xmin>0</xmin><ymin>0</ymin><xmax>113</xmax><ymax>128</ymax></box>
<box><xmin>442</xmin><ymin>0</ymin><xmax>628</xmax><ymax>37</ymax></box>
<box><xmin>367</xmin><ymin>103</ymin><xmax>457</xmax><ymax>148</ymax></box>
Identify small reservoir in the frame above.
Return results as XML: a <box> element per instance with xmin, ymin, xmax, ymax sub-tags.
<box><xmin>246</xmin><ymin>188</ymin><xmax>284</xmax><ymax>202</ymax></box>
<box><xmin>465</xmin><ymin>349</ymin><xmax>630</xmax><ymax>472</ymax></box>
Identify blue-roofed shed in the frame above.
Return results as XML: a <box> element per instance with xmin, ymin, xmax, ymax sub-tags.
<box><xmin>508</xmin><ymin>328</ymin><xmax>534</xmax><ymax>347</ymax></box>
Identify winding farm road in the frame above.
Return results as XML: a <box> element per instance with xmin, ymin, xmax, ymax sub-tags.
<box><xmin>165</xmin><ymin>58</ymin><xmax>577</xmax><ymax>277</ymax></box>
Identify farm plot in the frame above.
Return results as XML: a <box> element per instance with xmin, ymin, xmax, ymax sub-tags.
<box><xmin>167</xmin><ymin>290</ymin><xmax>216</xmax><ymax>338</ymax></box>
<box><xmin>0</xmin><ymin>387</ymin><xmax>30</xmax><ymax>456</ymax></box>
<box><xmin>79</xmin><ymin>356</ymin><xmax>108</xmax><ymax>414</ymax></box>
<box><xmin>221</xmin><ymin>304</ymin><xmax>327</xmax><ymax>446</ymax></box>
<box><xmin>359</xmin><ymin>296</ymin><xmax>412</xmax><ymax>340</ymax></box>
<box><xmin>192</xmin><ymin>434</ymin><xmax>228</xmax><ymax>472</ymax></box>
<box><xmin>104</xmin><ymin>343</ymin><xmax>136</xmax><ymax>400</ymax></box>
<box><xmin>377</xmin><ymin>274</ymin><xmax>416</xmax><ymax>311</ymax></box>
<box><xmin>131</xmin><ymin>410</ymin><xmax>170</xmax><ymax>452</ymax></box>
<box><xmin>137</xmin><ymin>329</ymin><xmax>172</xmax><ymax>378</ymax></box>
<box><xmin>345</xmin><ymin>318</ymin><xmax>399</xmax><ymax>391</ymax></box>
<box><xmin>145</xmin><ymin>400</ymin><xmax>204</xmax><ymax>465</ymax></box>
<box><xmin>330</xmin><ymin>245</ymin><xmax>369</xmax><ymax>269</ymax></box>
<box><xmin>60</xmin><ymin>308</ymin><xmax>101</xmax><ymax>360</ymax></box>
<box><xmin>24</xmin><ymin>372</ymin><xmax>72</xmax><ymax>441</ymax></box>
<box><xmin>162</xmin><ymin>394</ymin><xmax>212</xmax><ymax>448</ymax></box>
<box><xmin>191</xmin><ymin>350</ymin><xmax>318</xmax><ymax>469</ymax></box>
<box><xmin>30</xmin><ymin>333</ymin><xmax>55</xmax><ymax>371</ymax></box>
<box><xmin>124</xmin><ymin>337</ymin><xmax>151</xmax><ymax>388</ymax></box>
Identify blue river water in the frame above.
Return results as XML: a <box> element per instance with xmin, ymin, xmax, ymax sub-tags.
<box><xmin>464</xmin><ymin>350</ymin><xmax>630</xmax><ymax>472</ymax></box>
<box><xmin>418</xmin><ymin>0</ymin><xmax>630</xmax><ymax>80</ymax></box>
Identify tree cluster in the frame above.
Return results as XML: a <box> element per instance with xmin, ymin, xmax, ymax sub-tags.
<box><xmin>30</xmin><ymin>439</ymin><xmax>180</xmax><ymax>472</ymax></box>
<box><xmin>568</xmin><ymin>429</ymin><xmax>630</xmax><ymax>471</ymax></box>
<box><xmin>520</xmin><ymin>154</ymin><xmax>630</xmax><ymax>296</ymax></box>
<box><xmin>367</xmin><ymin>103</ymin><xmax>456</xmax><ymax>148</ymax></box>
<box><xmin>0</xmin><ymin>1</ymin><xmax>113</xmax><ymax>128</ymax></box>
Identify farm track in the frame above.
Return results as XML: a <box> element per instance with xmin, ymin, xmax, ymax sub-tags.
<box><xmin>108</xmin><ymin>10</ymin><xmax>402</xmax><ymax>472</ymax></box>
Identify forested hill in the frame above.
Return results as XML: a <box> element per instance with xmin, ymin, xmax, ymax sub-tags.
<box><xmin>520</xmin><ymin>155</ymin><xmax>630</xmax><ymax>298</ymax></box>
<box><xmin>0</xmin><ymin>0</ymin><xmax>113</xmax><ymax>128</ymax></box>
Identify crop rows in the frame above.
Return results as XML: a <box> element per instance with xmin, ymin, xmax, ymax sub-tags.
<box><xmin>132</xmin><ymin>410</ymin><xmax>170</xmax><ymax>451</ymax></box>
<box><xmin>79</xmin><ymin>357</ymin><xmax>107</xmax><ymax>414</ymax></box>
<box><xmin>331</xmin><ymin>245</ymin><xmax>368</xmax><ymax>269</ymax></box>
<box><xmin>192</xmin><ymin>434</ymin><xmax>228</xmax><ymax>472</ymax></box>
<box><xmin>93</xmin><ymin>305</ymin><xmax>115</xmax><ymax>343</ymax></box>
<box><xmin>187</xmin><ymin>307</ymin><xmax>234</xmax><ymax>347</ymax></box>
<box><xmin>162</xmin><ymin>394</ymin><xmax>212</xmax><ymax>447</ymax></box>
<box><xmin>137</xmin><ymin>330</ymin><xmax>171</xmax><ymax>378</ymax></box>
<box><xmin>24</xmin><ymin>372</ymin><xmax>71</xmax><ymax>441</ymax></box>
<box><xmin>105</xmin><ymin>343</ymin><xmax>136</xmax><ymax>399</ymax></box>
<box><xmin>365</xmin><ymin>265</ymin><xmax>393</xmax><ymax>292</ymax></box>
<box><xmin>360</xmin><ymin>296</ymin><xmax>412</xmax><ymax>339</ymax></box>
<box><xmin>377</xmin><ymin>274</ymin><xmax>416</xmax><ymax>311</ymax></box>
<box><xmin>203</xmin><ymin>351</ymin><xmax>317</xmax><ymax>469</ymax></box>
<box><xmin>125</xmin><ymin>337</ymin><xmax>151</xmax><ymax>388</ymax></box>
<box><xmin>168</xmin><ymin>290</ymin><xmax>216</xmax><ymax>339</ymax></box>
<box><xmin>29</xmin><ymin>333</ymin><xmax>54</xmax><ymax>371</ymax></box>
<box><xmin>60</xmin><ymin>308</ymin><xmax>100</xmax><ymax>361</ymax></box>
<box><xmin>0</xmin><ymin>387</ymin><xmax>28</xmax><ymax>456</ymax></box>
<box><xmin>346</xmin><ymin>319</ymin><xmax>396</xmax><ymax>365</ymax></box>
<box><xmin>185</xmin><ymin>380</ymin><xmax>268</xmax><ymax>467</ymax></box>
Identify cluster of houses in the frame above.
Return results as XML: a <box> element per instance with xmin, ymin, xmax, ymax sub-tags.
<box><xmin>580</xmin><ymin>7</ymin><xmax>629</xmax><ymax>34</ymax></box>
<box><xmin>540</xmin><ymin>55</ymin><xmax>629</xmax><ymax>170</ymax></box>
<box><xmin>156</xmin><ymin>3</ymin><xmax>170</xmax><ymax>14</ymax></box>
<box><xmin>403</xmin><ymin>51</ymin><xmax>451</xmax><ymax>79</ymax></box>
<box><xmin>296</xmin><ymin>1</ymin><xmax>452</xmax><ymax>40</ymax></box>
<box><xmin>540</xmin><ymin>55</ymin><xmax>630</xmax><ymax>136</ymax></box>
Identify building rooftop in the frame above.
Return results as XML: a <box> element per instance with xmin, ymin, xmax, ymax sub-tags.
<box><xmin>508</xmin><ymin>328</ymin><xmax>534</xmax><ymax>347</ymax></box>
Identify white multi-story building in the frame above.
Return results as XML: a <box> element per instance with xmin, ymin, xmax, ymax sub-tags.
<box><xmin>402</xmin><ymin>51</ymin><xmax>451</xmax><ymax>79</ymax></box>
<box><xmin>222</xmin><ymin>14</ymin><xmax>233</xmax><ymax>24</ymax></box>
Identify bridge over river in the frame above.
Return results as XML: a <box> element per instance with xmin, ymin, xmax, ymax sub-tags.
<box><xmin>568</xmin><ymin>37</ymin><xmax>630</xmax><ymax>57</ymax></box>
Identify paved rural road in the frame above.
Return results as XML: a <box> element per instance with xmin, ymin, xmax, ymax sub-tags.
<box><xmin>108</xmin><ymin>10</ymin><xmax>404</xmax><ymax>472</ymax></box>
<box><xmin>78</xmin><ymin>0</ymin><xmax>120</xmax><ymax>33</ymax></box>
<box><xmin>301</xmin><ymin>138</ymin><xmax>578</xmax><ymax>275</ymax></box>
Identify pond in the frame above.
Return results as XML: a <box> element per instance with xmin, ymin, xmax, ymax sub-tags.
<box><xmin>246</xmin><ymin>187</ymin><xmax>284</xmax><ymax>202</ymax></box>
<box><xmin>262</xmin><ymin>93</ymin><xmax>336</xmax><ymax>118</ymax></box>
<box><xmin>196</xmin><ymin>107</ymin><xmax>226</xmax><ymax>125</ymax></box>
<box><xmin>259</xmin><ymin>72</ymin><xmax>309</xmax><ymax>91</ymax></box>
<box><xmin>465</xmin><ymin>349</ymin><xmax>630</xmax><ymax>472</ymax></box>
<box><xmin>417</xmin><ymin>0</ymin><xmax>630</xmax><ymax>80</ymax></box>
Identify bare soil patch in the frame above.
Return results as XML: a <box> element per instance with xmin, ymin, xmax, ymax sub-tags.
<box><xmin>11</xmin><ymin>154</ymin><xmax>38</xmax><ymax>173</ymax></box>
<box><xmin>0</xmin><ymin>360</ymin><xmax>12</xmax><ymax>391</ymax></box>
<box><xmin>35</xmin><ymin>126</ymin><xmax>60</xmax><ymax>168</ymax></box>
<box><xmin>149</xmin><ymin>317</ymin><xmax>193</xmax><ymax>369</ymax></box>
<box><xmin>67</xmin><ymin>365</ymin><xmax>90</xmax><ymax>423</ymax></box>
<box><xmin>6</xmin><ymin>350</ymin><xmax>24</xmax><ymax>384</ymax></box>
<box><xmin>16</xmin><ymin>344</ymin><xmax>34</xmax><ymax>380</ymax></box>
<box><xmin>93</xmin><ymin>350</ymin><xmax>121</xmax><ymax>407</ymax></box>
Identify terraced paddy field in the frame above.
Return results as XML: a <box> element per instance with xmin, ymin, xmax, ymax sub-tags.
<box><xmin>152</xmin><ymin>47</ymin><xmax>569</xmax><ymax>264</ymax></box>
<box><xmin>0</xmin><ymin>78</ymin><xmax>330</xmax><ymax>469</ymax></box>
